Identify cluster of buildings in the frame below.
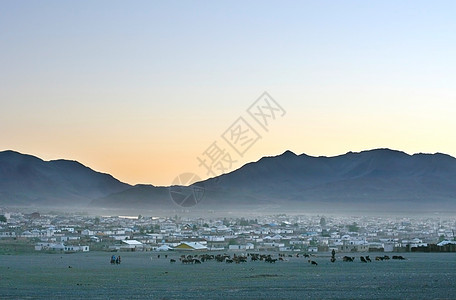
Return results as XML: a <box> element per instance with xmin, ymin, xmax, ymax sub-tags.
<box><xmin>1</xmin><ymin>208</ymin><xmax>455</xmax><ymax>254</ymax></box>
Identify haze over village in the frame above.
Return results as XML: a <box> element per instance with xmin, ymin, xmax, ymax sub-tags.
<box><xmin>1</xmin><ymin>208</ymin><xmax>455</xmax><ymax>255</ymax></box>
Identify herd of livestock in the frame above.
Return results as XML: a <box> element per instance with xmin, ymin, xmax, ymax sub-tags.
<box><xmin>162</xmin><ymin>253</ymin><xmax>407</xmax><ymax>265</ymax></box>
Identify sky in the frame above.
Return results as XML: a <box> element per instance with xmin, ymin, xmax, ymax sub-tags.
<box><xmin>1</xmin><ymin>1</ymin><xmax>455</xmax><ymax>186</ymax></box>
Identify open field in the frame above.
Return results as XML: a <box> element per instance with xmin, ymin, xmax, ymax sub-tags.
<box><xmin>1</xmin><ymin>252</ymin><xmax>455</xmax><ymax>299</ymax></box>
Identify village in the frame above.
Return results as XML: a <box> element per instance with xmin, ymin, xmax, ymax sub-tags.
<box><xmin>0</xmin><ymin>208</ymin><xmax>455</xmax><ymax>254</ymax></box>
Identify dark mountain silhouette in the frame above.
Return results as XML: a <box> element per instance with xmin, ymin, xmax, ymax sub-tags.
<box><xmin>0</xmin><ymin>150</ymin><xmax>130</xmax><ymax>206</ymax></box>
<box><xmin>92</xmin><ymin>184</ymin><xmax>170</xmax><ymax>208</ymax></box>
<box><xmin>1</xmin><ymin>149</ymin><xmax>456</xmax><ymax>211</ymax></box>
<box><xmin>197</xmin><ymin>149</ymin><xmax>456</xmax><ymax>210</ymax></box>
<box><xmin>90</xmin><ymin>148</ymin><xmax>456</xmax><ymax>211</ymax></box>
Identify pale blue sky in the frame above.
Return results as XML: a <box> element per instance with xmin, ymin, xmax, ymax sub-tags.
<box><xmin>1</xmin><ymin>1</ymin><xmax>455</xmax><ymax>184</ymax></box>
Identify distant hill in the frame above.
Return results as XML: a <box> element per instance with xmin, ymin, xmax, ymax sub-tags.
<box><xmin>91</xmin><ymin>148</ymin><xmax>456</xmax><ymax>211</ymax></box>
<box><xmin>0</xmin><ymin>150</ymin><xmax>130</xmax><ymax>206</ymax></box>
<box><xmin>198</xmin><ymin>149</ymin><xmax>456</xmax><ymax>211</ymax></box>
<box><xmin>2</xmin><ymin>149</ymin><xmax>456</xmax><ymax>212</ymax></box>
<box><xmin>91</xmin><ymin>184</ymin><xmax>170</xmax><ymax>208</ymax></box>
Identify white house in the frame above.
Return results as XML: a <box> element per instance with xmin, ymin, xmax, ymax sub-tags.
<box><xmin>156</xmin><ymin>245</ymin><xmax>173</xmax><ymax>251</ymax></box>
<box><xmin>174</xmin><ymin>242</ymin><xmax>208</xmax><ymax>251</ymax></box>
<box><xmin>228</xmin><ymin>243</ymin><xmax>254</xmax><ymax>250</ymax></box>
<box><xmin>121</xmin><ymin>239</ymin><xmax>144</xmax><ymax>251</ymax></box>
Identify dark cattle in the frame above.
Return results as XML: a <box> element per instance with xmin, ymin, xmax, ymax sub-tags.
<box><xmin>392</xmin><ymin>255</ymin><xmax>405</xmax><ymax>260</ymax></box>
<box><xmin>343</xmin><ymin>256</ymin><xmax>354</xmax><ymax>262</ymax></box>
<box><xmin>265</xmin><ymin>257</ymin><xmax>277</xmax><ymax>263</ymax></box>
<box><xmin>365</xmin><ymin>256</ymin><xmax>371</xmax><ymax>262</ymax></box>
<box><xmin>360</xmin><ymin>256</ymin><xmax>367</xmax><ymax>263</ymax></box>
<box><xmin>170</xmin><ymin>259</ymin><xmax>176</xmax><ymax>263</ymax></box>
<box><xmin>308</xmin><ymin>260</ymin><xmax>318</xmax><ymax>265</ymax></box>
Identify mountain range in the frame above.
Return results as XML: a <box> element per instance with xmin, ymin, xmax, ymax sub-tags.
<box><xmin>0</xmin><ymin>150</ymin><xmax>130</xmax><ymax>206</ymax></box>
<box><xmin>1</xmin><ymin>149</ymin><xmax>455</xmax><ymax>212</ymax></box>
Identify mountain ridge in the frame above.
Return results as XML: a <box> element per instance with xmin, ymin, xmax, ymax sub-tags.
<box><xmin>1</xmin><ymin>148</ymin><xmax>456</xmax><ymax>211</ymax></box>
<box><xmin>0</xmin><ymin>150</ymin><xmax>131</xmax><ymax>206</ymax></box>
<box><xmin>90</xmin><ymin>148</ymin><xmax>456</xmax><ymax>211</ymax></box>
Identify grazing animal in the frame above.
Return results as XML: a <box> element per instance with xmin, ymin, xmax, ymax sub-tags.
<box><xmin>330</xmin><ymin>257</ymin><xmax>336</xmax><ymax>263</ymax></box>
<box><xmin>226</xmin><ymin>259</ymin><xmax>234</xmax><ymax>264</ymax></box>
<box><xmin>343</xmin><ymin>256</ymin><xmax>354</xmax><ymax>262</ymax></box>
<box><xmin>265</xmin><ymin>257</ymin><xmax>277</xmax><ymax>263</ymax></box>
<box><xmin>308</xmin><ymin>260</ymin><xmax>318</xmax><ymax>265</ymax></box>
<box><xmin>360</xmin><ymin>256</ymin><xmax>367</xmax><ymax>263</ymax></box>
<box><xmin>193</xmin><ymin>259</ymin><xmax>202</xmax><ymax>264</ymax></box>
<box><xmin>392</xmin><ymin>255</ymin><xmax>405</xmax><ymax>260</ymax></box>
<box><xmin>365</xmin><ymin>256</ymin><xmax>371</xmax><ymax>262</ymax></box>
<box><xmin>181</xmin><ymin>259</ymin><xmax>193</xmax><ymax>264</ymax></box>
<box><xmin>170</xmin><ymin>259</ymin><xmax>176</xmax><ymax>263</ymax></box>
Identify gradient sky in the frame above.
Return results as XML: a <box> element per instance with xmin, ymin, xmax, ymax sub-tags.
<box><xmin>1</xmin><ymin>1</ymin><xmax>455</xmax><ymax>185</ymax></box>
